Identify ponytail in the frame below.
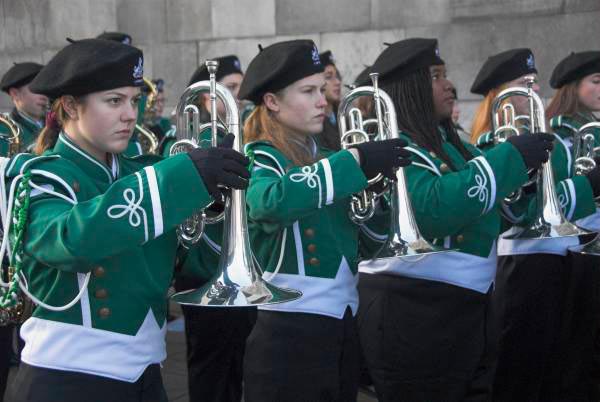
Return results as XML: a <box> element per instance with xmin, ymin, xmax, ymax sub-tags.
<box><xmin>34</xmin><ymin>97</ymin><xmax>79</xmax><ymax>155</ymax></box>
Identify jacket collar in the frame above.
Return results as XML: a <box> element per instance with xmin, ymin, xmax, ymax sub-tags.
<box><xmin>53</xmin><ymin>132</ymin><xmax>120</xmax><ymax>183</ymax></box>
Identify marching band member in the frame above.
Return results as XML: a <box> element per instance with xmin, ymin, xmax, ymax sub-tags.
<box><xmin>168</xmin><ymin>55</ymin><xmax>254</xmax><ymax>402</ymax></box>
<box><xmin>0</xmin><ymin>62</ymin><xmax>47</xmax><ymax>400</ymax></box>
<box><xmin>469</xmin><ymin>48</ymin><xmax>598</xmax><ymax>402</ymax></box>
<box><xmin>546</xmin><ymin>51</ymin><xmax>600</xmax><ymax>401</ymax></box>
<box><xmin>355</xmin><ymin>38</ymin><xmax>554</xmax><ymax>402</ymax></box>
<box><xmin>144</xmin><ymin>78</ymin><xmax>172</xmax><ymax>141</ymax></box>
<box><xmin>0</xmin><ymin>62</ymin><xmax>48</xmax><ymax>153</ymax></box>
<box><xmin>547</xmin><ymin>50</ymin><xmax>600</xmax><ymax>211</ymax></box>
<box><xmin>4</xmin><ymin>38</ymin><xmax>250</xmax><ymax>402</ymax></box>
<box><xmin>159</xmin><ymin>55</ymin><xmax>244</xmax><ymax>157</ymax></box>
<box><xmin>314</xmin><ymin>50</ymin><xmax>342</xmax><ymax>151</ymax></box>
<box><xmin>239</xmin><ymin>39</ymin><xmax>411</xmax><ymax>401</ymax></box>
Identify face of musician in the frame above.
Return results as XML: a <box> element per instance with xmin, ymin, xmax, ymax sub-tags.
<box><xmin>264</xmin><ymin>73</ymin><xmax>327</xmax><ymax>137</ymax></box>
<box><xmin>324</xmin><ymin>64</ymin><xmax>342</xmax><ymax>106</ymax></box>
<box><xmin>506</xmin><ymin>73</ymin><xmax>540</xmax><ymax>116</ymax></box>
<box><xmin>577</xmin><ymin>72</ymin><xmax>600</xmax><ymax>112</ymax></box>
<box><xmin>8</xmin><ymin>84</ymin><xmax>49</xmax><ymax>120</ymax></box>
<box><xmin>431</xmin><ymin>65</ymin><xmax>455</xmax><ymax>122</ymax></box>
<box><xmin>203</xmin><ymin>72</ymin><xmax>244</xmax><ymax>118</ymax></box>
<box><xmin>154</xmin><ymin>91</ymin><xmax>166</xmax><ymax>117</ymax></box>
<box><xmin>63</xmin><ymin>86</ymin><xmax>141</xmax><ymax>162</ymax></box>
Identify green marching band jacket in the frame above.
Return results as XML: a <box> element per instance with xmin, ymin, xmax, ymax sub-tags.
<box><xmin>1</xmin><ymin>132</ymin><xmax>213</xmax><ymax>382</ymax></box>
<box><xmin>0</xmin><ymin>108</ymin><xmax>44</xmax><ymax>155</ymax></box>
<box><xmin>476</xmin><ymin>124</ymin><xmax>596</xmax><ymax>255</ymax></box>
<box><xmin>550</xmin><ymin>113</ymin><xmax>600</xmax><ymax>232</ymax></box>
<box><xmin>359</xmin><ymin>128</ymin><xmax>529</xmax><ymax>294</ymax></box>
<box><xmin>244</xmin><ymin>139</ymin><xmax>367</xmax><ymax>318</ymax></box>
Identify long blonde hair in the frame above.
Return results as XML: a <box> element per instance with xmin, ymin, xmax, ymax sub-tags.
<box><xmin>243</xmin><ymin>104</ymin><xmax>320</xmax><ymax>167</ymax></box>
<box><xmin>546</xmin><ymin>81</ymin><xmax>589</xmax><ymax>121</ymax></box>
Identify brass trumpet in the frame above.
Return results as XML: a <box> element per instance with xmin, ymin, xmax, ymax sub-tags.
<box><xmin>169</xmin><ymin>60</ymin><xmax>301</xmax><ymax>306</ymax></box>
<box><xmin>498</xmin><ymin>76</ymin><xmax>591</xmax><ymax>240</ymax></box>
<box><xmin>0</xmin><ymin>113</ymin><xmax>22</xmax><ymax>156</ymax></box>
<box><xmin>135</xmin><ymin>77</ymin><xmax>160</xmax><ymax>154</ymax></box>
<box><xmin>338</xmin><ymin>73</ymin><xmax>452</xmax><ymax>259</ymax></box>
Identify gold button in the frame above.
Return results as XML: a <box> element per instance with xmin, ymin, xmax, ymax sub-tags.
<box><xmin>93</xmin><ymin>266</ymin><xmax>106</xmax><ymax>278</ymax></box>
<box><xmin>72</xmin><ymin>181</ymin><xmax>80</xmax><ymax>193</ymax></box>
<box><xmin>429</xmin><ymin>151</ymin><xmax>437</xmax><ymax>158</ymax></box>
<box><xmin>308</xmin><ymin>257</ymin><xmax>320</xmax><ymax>266</ymax></box>
<box><xmin>304</xmin><ymin>228</ymin><xmax>315</xmax><ymax>238</ymax></box>
<box><xmin>307</xmin><ymin>244</ymin><xmax>317</xmax><ymax>253</ymax></box>
<box><xmin>94</xmin><ymin>288</ymin><xmax>108</xmax><ymax>299</ymax></box>
<box><xmin>98</xmin><ymin>307</ymin><xmax>111</xmax><ymax>318</ymax></box>
<box><xmin>440</xmin><ymin>163</ymin><xmax>449</xmax><ymax>173</ymax></box>
<box><xmin>457</xmin><ymin>234</ymin><xmax>465</xmax><ymax>243</ymax></box>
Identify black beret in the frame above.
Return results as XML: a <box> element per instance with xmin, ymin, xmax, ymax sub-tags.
<box><xmin>152</xmin><ymin>78</ymin><xmax>165</xmax><ymax>92</ymax></box>
<box><xmin>550</xmin><ymin>51</ymin><xmax>600</xmax><ymax>89</ymax></box>
<box><xmin>319</xmin><ymin>50</ymin><xmax>335</xmax><ymax>67</ymax></box>
<box><xmin>188</xmin><ymin>55</ymin><xmax>243</xmax><ymax>86</ymax></box>
<box><xmin>0</xmin><ymin>62</ymin><xmax>44</xmax><ymax>93</ymax></box>
<box><xmin>96</xmin><ymin>31</ymin><xmax>132</xmax><ymax>45</ymax></box>
<box><xmin>29</xmin><ymin>39</ymin><xmax>144</xmax><ymax>98</ymax></box>
<box><xmin>471</xmin><ymin>48</ymin><xmax>537</xmax><ymax>95</ymax></box>
<box><xmin>238</xmin><ymin>39</ymin><xmax>325</xmax><ymax>104</ymax></box>
<box><xmin>358</xmin><ymin>38</ymin><xmax>444</xmax><ymax>86</ymax></box>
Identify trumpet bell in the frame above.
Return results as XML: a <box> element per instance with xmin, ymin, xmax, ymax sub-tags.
<box><xmin>171</xmin><ymin>195</ymin><xmax>302</xmax><ymax>307</ymax></box>
<box><xmin>568</xmin><ymin>234</ymin><xmax>600</xmax><ymax>257</ymax></box>
<box><xmin>372</xmin><ymin>169</ymin><xmax>456</xmax><ymax>260</ymax></box>
<box><xmin>171</xmin><ymin>274</ymin><xmax>302</xmax><ymax>307</ymax></box>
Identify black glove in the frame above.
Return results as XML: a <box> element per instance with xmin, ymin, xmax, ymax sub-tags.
<box><xmin>507</xmin><ymin>133</ymin><xmax>555</xmax><ymax>170</ymax></box>
<box><xmin>188</xmin><ymin>133</ymin><xmax>251</xmax><ymax>201</ymax></box>
<box><xmin>351</xmin><ymin>138</ymin><xmax>412</xmax><ymax>180</ymax></box>
<box><xmin>585</xmin><ymin>157</ymin><xmax>600</xmax><ymax>198</ymax></box>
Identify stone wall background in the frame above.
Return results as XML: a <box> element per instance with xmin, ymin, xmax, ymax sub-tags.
<box><xmin>1</xmin><ymin>0</ymin><xmax>599</xmax><ymax>130</ymax></box>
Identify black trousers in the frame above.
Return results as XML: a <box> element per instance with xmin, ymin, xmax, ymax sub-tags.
<box><xmin>558</xmin><ymin>251</ymin><xmax>600</xmax><ymax>402</ymax></box>
<box><xmin>9</xmin><ymin>363</ymin><xmax>167</xmax><ymax>402</ymax></box>
<box><xmin>182</xmin><ymin>305</ymin><xmax>256</xmax><ymax>402</ymax></box>
<box><xmin>492</xmin><ymin>254</ymin><xmax>572</xmax><ymax>402</ymax></box>
<box><xmin>0</xmin><ymin>325</ymin><xmax>12</xmax><ymax>402</ymax></box>
<box><xmin>357</xmin><ymin>273</ymin><xmax>494</xmax><ymax>402</ymax></box>
<box><xmin>244</xmin><ymin>308</ymin><xmax>359</xmax><ymax>402</ymax></box>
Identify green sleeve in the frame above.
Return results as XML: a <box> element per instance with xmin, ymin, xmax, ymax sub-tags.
<box><xmin>246</xmin><ymin>146</ymin><xmax>367</xmax><ymax>233</ymax></box>
<box><xmin>23</xmin><ymin>154</ymin><xmax>213</xmax><ymax>273</ymax></box>
<box><xmin>407</xmin><ymin>141</ymin><xmax>528</xmax><ymax>239</ymax></box>
<box><xmin>0</xmin><ymin>136</ymin><xmax>10</xmax><ymax>157</ymax></box>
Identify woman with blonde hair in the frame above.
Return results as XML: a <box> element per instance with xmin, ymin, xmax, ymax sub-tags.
<box><xmin>239</xmin><ymin>39</ymin><xmax>411</xmax><ymax>401</ymax></box>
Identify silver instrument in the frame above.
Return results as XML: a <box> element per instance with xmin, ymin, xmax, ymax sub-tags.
<box><xmin>338</xmin><ymin>72</ymin><xmax>452</xmax><ymax>259</ymax></box>
<box><xmin>569</xmin><ymin>122</ymin><xmax>600</xmax><ymax>255</ymax></box>
<box><xmin>499</xmin><ymin>76</ymin><xmax>591</xmax><ymax>240</ymax></box>
<box><xmin>170</xmin><ymin>60</ymin><xmax>301</xmax><ymax>306</ymax></box>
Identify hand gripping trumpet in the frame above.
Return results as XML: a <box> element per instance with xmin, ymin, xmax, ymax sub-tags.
<box><xmin>169</xmin><ymin>60</ymin><xmax>301</xmax><ymax>306</ymax></box>
<box><xmin>498</xmin><ymin>76</ymin><xmax>591</xmax><ymax>240</ymax></box>
<box><xmin>338</xmin><ymin>72</ymin><xmax>453</xmax><ymax>259</ymax></box>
